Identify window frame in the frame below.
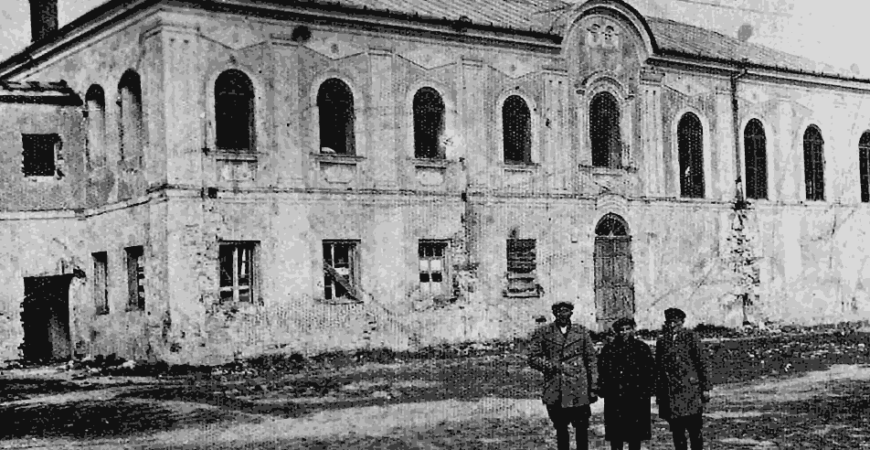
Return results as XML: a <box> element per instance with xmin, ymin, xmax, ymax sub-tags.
<box><xmin>125</xmin><ymin>246</ymin><xmax>145</xmax><ymax>311</ymax></box>
<box><xmin>85</xmin><ymin>84</ymin><xmax>106</xmax><ymax>169</ymax></box>
<box><xmin>214</xmin><ymin>69</ymin><xmax>256</xmax><ymax>153</ymax></box>
<box><xmin>860</xmin><ymin>131</ymin><xmax>870</xmax><ymax>203</ymax></box>
<box><xmin>317</xmin><ymin>78</ymin><xmax>356</xmax><ymax>156</ymax></box>
<box><xmin>93</xmin><ymin>252</ymin><xmax>109</xmax><ymax>315</ymax></box>
<box><xmin>412</xmin><ymin>87</ymin><xmax>446</xmax><ymax>160</ymax></box>
<box><xmin>677</xmin><ymin>112</ymin><xmax>705</xmax><ymax>199</ymax></box>
<box><xmin>218</xmin><ymin>241</ymin><xmax>258</xmax><ymax>304</ymax></box>
<box><xmin>418</xmin><ymin>240</ymin><xmax>449</xmax><ymax>297</ymax></box>
<box><xmin>743</xmin><ymin>118</ymin><xmax>768</xmax><ymax>200</ymax></box>
<box><xmin>117</xmin><ymin>70</ymin><xmax>144</xmax><ymax>164</ymax></box>
<box><xmin>322</xmin><ymin>240</ymin><xmax>360</xmax><ymax>302</ymax></box>
<box><xmin>803</xmin><ymin>125</ymin><xmax>826</xmax><ymax>202</ymax></box>
<box><xmin>589</xmin><ymin>91</ymin><xmax>623</xmax><ymax>169</ymax></box>
<box><xmin>21</xmin><ymin>133</ymin><xmax>61</xmax><ymax>178</ymax></box>
<box><xmin>505</xmin><ymin>238</ymin><xmax>539</xmax><ymax>298</ymax></box>
<box><xmin>502</xmin><ymin>94</ymin><xmax>533</xmax><ymax>165</ymax></box>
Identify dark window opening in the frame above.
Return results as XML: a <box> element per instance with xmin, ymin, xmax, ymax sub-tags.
<box><xmin>21</xmin><ymin>276</ymin><xmax>72</xmax><ymax>363</ymax></box>
<box><xmin>22</xmin><ymin>134</ymin><xmax>60</xmax><ymax>177</ymax></box>
<box><xmin>215</xmin><ymin>69</ymin><xmax>255</xmax><ymax>151</ymax></box>
<box><xmin>744</xmin><ymin>119</ymin><xmax>768</xmax><ymax>200</ymax></box>
<box><xmin>93</xmin><ymin>252</ymin><xmax>108</xmax><ymax>315</ymax></box>
<box><xmin>678</xmin><ymin>112</ymin><xmax>704</xmax><ymax>198</ymax></box>
<box><xmin>590</xmin><ymin>92</ymin><xmax>622</xmax><ymax>168</ymax></box>
<box><xmin>503</xmin><ymin>95</ymin><xmax>532</xmax><ymax>164</ymax></box>
<box><xmin>413</xmin><ymin>87</ymin><xmax>445</xmax><ymax>159</ymax></box>
<box><xmin>595</xmin><ymin>214</ymin><xmax>628</xmax><ymax>237</ymax></box>
<box><xmin>126</xmin><ymin>246</ymin><xmax>145</xmax><ymax>311</ymax></box>
<box><xmin>859</xmin><ymin>132</ymin><xmax>870</xmax><ymax>203</ymax></box>
<box><xmin>506</xmin><ymin>238</ymin><xmax>538</xmax><ymax>298</ymax></box>
<box><xmin>419</xmin><ymin>241</ymin><xmax>448</xmax><ymax>296</ymax></box>
<box><xmin>323</xmin><ymin>241</ymin><xmax>359</xmax><ymax>301</ymax></box>
<box><xmin>219</xmin><ymin>242</ymin><xmax>256</xmax><ymax>303</ymax></box>
<box><xmin>803</xmin><ymin>126</ymin><xmax>825</xmax><ymax>201</ymax></box>
<box><xmin>318</xmin><ymin>79</ymin><xmax>356</xmax><ymax>155</ymax></box>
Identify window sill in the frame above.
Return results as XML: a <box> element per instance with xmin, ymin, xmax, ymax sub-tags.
<box><xmin>502</xmin><ymin>163</ymin><xmax>539</xmax><ymax>172</ymax></box>
<box><xmin>24</xmin><ymin>175</ymin><xmax>61</xmax><ymax>182</ymax></box>
<box><xmin>312</xmin><ymin>153</ymin><xmax>365</xmax><ymax>165</ymax></box>
<box><xmin>214</xmin><ymin>150</ymin><xmax>258</xmax><ymax>162</ymax></box>
<box><xmin>413</xmin><ymin>158</ymin><xmax>450</xmax><ymax>169</ymax></box>
<box><xmin>503</xmin><ymin>291</ymin><xmax>541</xmax><ymax>299</ymax></box>
<box><xmin>579</xmin><ymin>165</ymin><xmax>638</xmax><ymax>175</ymax></box>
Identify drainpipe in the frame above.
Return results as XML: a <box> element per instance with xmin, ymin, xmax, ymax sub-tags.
<box><xmin>731</xmin><ymin>60</ymin><xmax>749</xmax><ymax>201</ymax></box>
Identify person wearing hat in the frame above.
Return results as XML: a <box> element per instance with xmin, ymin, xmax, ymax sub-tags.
<box><xmin>528</xmin><ymin>301</ymin><xmax>598</xmax><ymax>450</ymax></box>
<box><xmin>655</xmin><ymin>308</ymin><xmax>711</xmax><ymax>450</ymax></box>
<box><xmin>597</xmin><ymin>317</ymin><xmax>655</xmax><ymax>450</ymax></box>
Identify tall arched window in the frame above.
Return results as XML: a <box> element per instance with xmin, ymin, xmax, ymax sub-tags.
<box><xmin>85</xmin><ymin>84</ymin><xmax>106</xmax><ymax>167</ymax></box>
<box><xmin>744</xmin><ymin>119</ymin><xmax>767</xmax><ymax>200</ymax></box>
<box><xmin>803</xmin><ymin>126</ymin><xmax>825</xmax><ymax>201</ymax></box>
<box><xmin>317</xmin><ymin>78</ymin><xmax>355</xmax><ymax>155</ymax></box>
<box><xmin>678</xmin><ymin>112</ymin><xmax>704</xmax><ymax>198</ymax></box>
<box><xmin>215</xmin><ymin>69</ymin><xmax>255</xmax><ymax>151</ymax></box>
<box><xmin>859</xmin><ymin>132</ymin><xmax>870</xmax><ymax>203</ymax></box>
<box><xmin>593</xmin><ymin>214</ymin><xmax>634</xmax><ymax>328</ymax></box>
<box><xmin>413</xmin><ymin>87</ymin><xmax>445</xmax><ymax>159</ymax></box>
<box><xmin>590</xmin><ymin>92</ymin><xmax>621</xmax><ymax>168</ymax></box>
<box><xmin>503</xmin><ymin>95</ymin><xmax>532</xmax><ymax>164</ymax></box>
<box><xmin>118</xmin><ymin>70</ymin><xmax>143</xmax><ymax>163</ymax></box>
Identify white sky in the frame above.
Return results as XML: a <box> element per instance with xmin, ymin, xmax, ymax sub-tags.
<box><xmin>0</xmin><ymin>0</ymin><xmax>863</xmax><ymax>74</ymax></box>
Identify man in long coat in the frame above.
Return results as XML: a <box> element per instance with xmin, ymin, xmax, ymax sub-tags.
<box><xmin>598</xmin><ymin>317</ymin><xmax>655</xmax><ymax>450</ymax></box>
<box><xmin>529</xmin><ymin>301</ymin><xmax>598</xmax><ymax>450</ymax></box>
<box><xmin>655</xmin><ymin>308</ymin><xmax>711</xmax><ymax>450</ymax></box>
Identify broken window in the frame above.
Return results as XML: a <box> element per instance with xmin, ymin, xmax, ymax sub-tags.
<box><xmin>22</xmin><ymin>134</ymin><xmax>60</xmax><ymax>177</ymax></box>
<box><xmin>85</xmin><ymin>84</ymin><xmax>106</xmax><ymax>168</ymax></box>
<box><xmin>419</xmin><ymin>241</ymin><xmax>448</xmax><ymax>296</ymax></box>
<box><xmin>317</xmin><ymin>78</ymin><xmax>356</xmax><ymax>155</ymax></box>
<box><xmin>744</xmin><ymin>119</ymin><xmax>767</xmax><ymax>200</ymax></box>
<box><xmin>93</xmin><ymin>252</ymin><xmax>108</xmax><ymax>315</ymax></box>
<box><xmin>215</xmin><ymin>69</ymin><xmax>255</xmax><ymax>152</ymax></box>
<box><xmin>323</xmin><ymin>240</ymin><xmax>359</xmax><ymax>301</ymax></box>
<box><xmin>118</xmin><ymin>70</ymin><xmax>144</xmax><ymax>163</ymax></box>
<box><xmin>219</xmin><ymin>242</ymin><xmax>256</xmax><ymax>303</ymax></box>
<box><xmin>859</xmin><ymin>132</ymin><xmax>870</xmax><ymax>203</ymax></box>
<box><xmin>125</xmin><ymin>246</ymin><xmax>145</xmax><ymax>311</ymax></box>
<box><xmin>506</xmin><ymin>238</ymin><xmax>539</xmax><ymax>298</ymax></box>
<box><xmin>803</xmin><ymin>126</ymin><xmax>825</xmax><ymax>201</ymax></box>
<box><xmin>503</xmin><ymin>95</ymin><xmax>532</xmax><ymax>164</ymax></box>
<box><xmin>678</xmin><ymin>112</ymin><xmax>704</xmax><ymax>198</ymax></box>
<box><xmin>413</xmin><ymin>87</ymin><xmax>446</xmax><ymax>159</ymax></box>
<box><xmin>590</xmin><ymin>92</ymin><xmax>621</xmax><ymax>169</ymax></box>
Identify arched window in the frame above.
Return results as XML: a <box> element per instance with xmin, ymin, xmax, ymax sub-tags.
<box><xmin>803</xmin><ymin>126</ymin><xmax>825</xmax><ymax>201</ymax></box>
<box><xmin>85</xmin><ymin>84</ymin><xmax>105</xmax><ymax>167</ymax></box>
<box><xmin>744</xmin><ymin>119</ymin><xmax>767</xmax><ymax>200</ymax></box>
<box><xmin>590</xmin><ymin>92</ymin><xmax>621</xmax><ymax>168</ymax></box>
<box><xmin>503</xmin><ymin>95</ymin><xmax>532</xmax><ymax>164</ymax></box>
<box><xmin>413</xmin><ymin>87</ymin><xmax>445</xmax><ymax>159</ymax></box>
<box><xmin>595</xmin><ymin>214</ymin><xmax>629</xmax><ymax>236</ymax></box>
<box><xmin>593</xmin><ymin>214</ymin><xmax>634</xmax><ymax>328</ymax></box>
<box><xmin>859</xmin><ymin>132</ymin><xmax>870</xmax><ymax>203</ymax></box>
<box><xmin>215</xmin><ymin>69</ymin><xmax>255</xmax><ymax>151</ymax></box>
<box><xmin>678</xmin><ymin>112</ymin><xmax>704</xmax><ymax>198</ymax></box>
<box><xmin>118</xmin><ymin>70</ymin><xmax>143</xmax><ymax>163</ymax></box>
<box><xmin>317</xmin><ymin>78</ymin><xmax>355</xmax><ymax>155</ymax></box>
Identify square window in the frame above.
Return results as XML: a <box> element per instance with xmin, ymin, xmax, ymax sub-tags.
<box><xmin>323</xmin><ymin>241</ymin><xmax>359</xmax><ymax>301</ymax></box>
<box><xmin>219</xmin><ymin>242</ymin><xmax>258</xmax><ymax>303</ymax></box>
<box><xmin>22</xmin><ymin>134</ymin><xmax>60</xmax><ymax>177</ymax></box>
<box><xmin>125</xmin><ymin>246</ymin><xmax>145</xmax><ymax>311</ymax></box>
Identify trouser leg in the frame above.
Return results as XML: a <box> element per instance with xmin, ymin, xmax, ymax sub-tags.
<box><xmin>627</xmin><ymin>441</ymin><xmax>642</xmax><ymax>450</ymax></box>
<box><xmin>685</xmin><ymin>414</ymin><xmax>704</xmax><ymax>450</ymax></box>
<box><xmin>547</xmin><ymin>405</ymin><xmax>571</xmax><ymax>450</ymax></box>
<box><xmin>610</xmin><ymin>441</ymin><xmax>625</xmax><ymax>450</ymax></box>
<box><xmin>669</xmin><ymin>417</ymin><xmax>688</xmax><ymax>450</ymax></box>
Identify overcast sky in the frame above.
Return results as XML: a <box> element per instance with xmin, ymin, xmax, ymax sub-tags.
<box><xmin>0</xmin><ymin>0</ymin><xmax>862</xmax><ymax>74</ymax></box>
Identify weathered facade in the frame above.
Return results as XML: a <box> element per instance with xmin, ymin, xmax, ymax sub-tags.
<box><xmin>2</xmin><ymin>0</ymin><xmax>870</xmax><ymax>364</ymax></box>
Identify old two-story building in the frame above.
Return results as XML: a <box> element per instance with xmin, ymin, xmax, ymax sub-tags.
<box><xmin>2</xmin><ymin>0</ymin><xmax>870</xmax><ymax>364</ymax></box>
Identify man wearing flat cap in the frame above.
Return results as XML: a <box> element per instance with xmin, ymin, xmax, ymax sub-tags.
<box><xmin>598</xmin><ymin>317</ymin><xmax>655</xmax><ymax>450</ymax></box>
<box><xmin>655</xmin><ymin>308</ymin><xmax>711</xmax><ymax>450</ymax></box>
<box><xmin>529</xmin><ymin>301</ymin><xmax>598</xmax><ymax>450</ymax></box>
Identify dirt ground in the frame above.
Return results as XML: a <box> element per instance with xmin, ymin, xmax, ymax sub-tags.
<box><xmin>1</xmin><ymin>332</ymin><xmax>869</xmax><ymax>450</ymax></box>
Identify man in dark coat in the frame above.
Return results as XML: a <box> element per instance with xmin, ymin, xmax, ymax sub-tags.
<box><xmin>529</xmin><ymin>301</ymin><xmax>599</xmax><ymax>450</ymax></box>
<box><xmin>655</xmin><ymin>308</ymin><xmax>711</xmax><ymax>450</ymax></box>
<box><xmin>598</xmin><ymin>317</ymin><xmax>655</xmax><ymax>450</ymax></box>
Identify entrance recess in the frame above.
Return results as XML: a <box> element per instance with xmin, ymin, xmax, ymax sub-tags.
<box><xmin>21</xmin><ymin>276</ymin><xmax>72</xmax><ymax>362</ymax></box>
<box><xmin>593</xmin><ymin>214</ymin><xmax>635</xmax><ymax>330</ymax></box>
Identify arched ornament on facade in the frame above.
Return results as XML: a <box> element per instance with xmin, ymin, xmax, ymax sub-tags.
<box><xmin>550</xmin><ymin>0</ymin><xmax>658</xmax><ymax>57</ymax></box>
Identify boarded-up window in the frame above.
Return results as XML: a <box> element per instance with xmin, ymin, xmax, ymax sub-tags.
<box><xmin>859</xmin><ymin>132</ymin><xmax>870</xmax><ymax>203</ymax></box>
<box><xmin>93</xmin><ymin>252</ymin><xmax>108</xmax><ymax>315</ymax></box>
<box><xmin>21</xmin><ymin>134</ymin><xmax>60</xmax><ymax>177</ymax></box>
<box><xmin>594</xmin><ymin>214</ymin><xmax>634</xmax><ymax>329</ymax></box>
<box><xmin>118</xmin><ymin>70</ymin><xmax>144</xmax><ymax>163</ymax></box>
<box><xmin>803</xmin><ymin>126</ymin><xmax>825</xmax><ymax>201</ymax></box>
<box><xmin>318</xmin><ymin>79</ymin><xmax>355</xmax><ymax>155</ymax></box>
<box><xmin>506</xmin><ymin>238</ymin><xmax>538</xmax><ymax>298</ymax></box>
<box><xmin>215</xmin><ymin>70</ymin><xmax>255</xmax><ymax>152</ymax></box>
<box><xmin>744</xmin><ymin>119</ymin><xmax>767</xmax><ymax>200</ymax></box>
<box><xmin>125</xmin><ymin>246</ymin><xmax>144</xmax><ymax>311</ymax></box>
<box><xmin>323</xmin><ymin>241</ymin><xmax>359</xmax><ymax>301</ymax></box>
<box><xmin>86</xmin><ymin>85</ymin><xmax>106</xmax><ymax>168</ymax></box>
<box><xmin>413</xmin><ymin>87</ymin><xmax>445</xmax><ymax>159</ymax></box>
<box><xmin>219</xmin><ymin>242</ymin><xmax>256</xmax><ymax>303</ymax></box>
<box><xmin>678</xmin><ymin>112</ymin><xmax>704</xmax><ymax>198</ymax></box>
<box><xmin>503</xmin><ymin>95</ymin><xmax>532</xmax><ymax>164</ymax></box>
<box><xmin>590</xmin><ymin>92</ymin><xmax>621</xmax><ymax>169</ymax></box>
<box><xmin>419</xmin><ymin>241</ymin><xmax>448</xmax><ymax>296</ymax></box>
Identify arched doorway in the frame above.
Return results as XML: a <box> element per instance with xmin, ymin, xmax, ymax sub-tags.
<box><xmin>594</xmin><ymin>214</ymin><xmax>635</xmax><ymax>330</ymax></box>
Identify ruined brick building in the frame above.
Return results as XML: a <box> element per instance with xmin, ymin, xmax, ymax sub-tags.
<box><xmin>2</xmin><ymin>0</ymin><xmax>869</xmax><ymax>364</ymax></box>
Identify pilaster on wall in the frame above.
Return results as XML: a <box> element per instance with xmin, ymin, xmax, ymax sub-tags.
<box><xmin>639</xmin><ymin>67</ymin><xmax>665</xmax><ymax>197</ymax></box>
<box><xmin>715</xmin><ymin>86</ymin><xmax>736</xmax><ymax>202</ymax></box>
<box><xmin>271</xmin><ymin>35</ymin><xmax>304</xmax><ymax>185</ymax></box>
<box><xmin>368</xmin><ymin>46</ymin><xmax>398</xmax><ymax>190</ymax></box>
<box><xmin>542</xmin><ymin>66</ymin><xmax>571</xmax><ymax>194</ymax></box>
<box><xmin>140</xmin><ymin>22</ymin><xmax>167</xmax><ymax>190</ymax></box>
<box><xmin>460</xmin><ymin>57</ymin><xmax>487</xmax><ymax>193</ymax></box>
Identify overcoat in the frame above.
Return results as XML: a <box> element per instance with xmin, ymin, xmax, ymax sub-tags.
<box><xmin>528</xmin><ymin>322</ymin><xmax>598</xmax><ymax>408</ymax></box>
<box><xmin>598</xmin><ymin>336</ymin><xmax>655</xmax><ymax>441</ymax></box>
<box><xmin>654</xmin><ymin>328</ymin><xmax>710</xmax><ymax>419</ymax></box>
